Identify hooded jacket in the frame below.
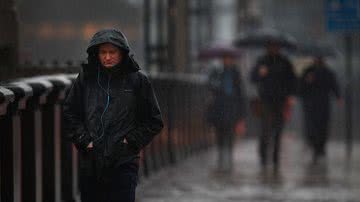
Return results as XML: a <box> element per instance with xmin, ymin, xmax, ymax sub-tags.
<box><xmin>62</xmin><ymin>29</ymin><xmax>163</xmax><ymax>168</ymax></box>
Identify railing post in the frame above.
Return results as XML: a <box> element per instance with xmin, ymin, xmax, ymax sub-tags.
<box><xmin>21</xmin><ymin>79</ymin><xmax>53</xmax><ymax>202</ymax></box>
<box><xmin>0</xmin><ymin>87</ymin><xmax>15</xmax><ymax>202</ymax></box>
<box><xmin>42</xmin><ymin>76</ymin><xmax>72</xmax><ymax>202</ymax></box>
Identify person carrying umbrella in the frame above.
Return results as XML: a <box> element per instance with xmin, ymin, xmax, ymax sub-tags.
<box><xmin>298</xmin><ymin>55</ymin><xmax>342</xmax><ymax>165</ymax></box>
<box><xmin>250</xmin><ymin>40</ymin><xmax>296</xmax><ymax>172</ymax></box>
<box><xmin>204</xmin><ymin>46</ymin><xmax>245</xmax><ymax>173</ymax></box>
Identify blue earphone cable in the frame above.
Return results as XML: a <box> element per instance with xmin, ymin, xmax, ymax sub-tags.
<box><xmin>94</xmin><ymin>68</ymin><xmax>111</xmax><ymax>142</ymax></box>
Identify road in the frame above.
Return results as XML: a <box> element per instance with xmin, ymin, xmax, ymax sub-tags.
<box><xmin>137</xmin><ymin>134</ymin><xmax>360</xmax><ymax>202</ymax></box>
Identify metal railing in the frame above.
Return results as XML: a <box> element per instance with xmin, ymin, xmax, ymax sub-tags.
<box><xmin>0</xmin><ymin>72</ymin><xmax>213</xmax><ymax>202</ymax></box>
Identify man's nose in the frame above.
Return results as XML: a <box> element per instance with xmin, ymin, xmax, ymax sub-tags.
<box><xmin>105</xmin><ymin>53</ymin><xmax>111</xmax><ymax>60</ymax></box>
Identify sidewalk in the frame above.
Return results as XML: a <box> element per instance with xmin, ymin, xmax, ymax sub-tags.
<box><xmin>137</xmin><ymin>133</ymin><xmax>360</xmax><ymax>202</ymax></box>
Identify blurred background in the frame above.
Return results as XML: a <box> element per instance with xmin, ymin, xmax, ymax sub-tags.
<box><xmin>1</xmin><ymin>0</ymin><xmax>359</xmax><ymax>138</ymax></box>
<box><xmin>1</xmin><ymin>0</ymin><xmax>360</xmax><ymax>201</ymax></box>
<box><xmin>1</xmin><ymin>0</ymin><xmax>357</xmax><ymax>69</ymax></box>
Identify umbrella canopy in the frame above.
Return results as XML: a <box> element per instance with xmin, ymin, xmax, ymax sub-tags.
<box><xmin>291</xmin><ymin>43</ymin><xmax>337</xmax><ymax>58</ymax></box>
<box><xmin>234</xmin><ymin>28</ymin><xmax>297</xmax><ymax>50</ymax></box>
<box><xmin>198</xmin><ymin>44</ymin><xmax>241</xmax><ymax>59</ymax></box>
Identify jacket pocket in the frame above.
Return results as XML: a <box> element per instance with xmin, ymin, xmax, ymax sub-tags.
<box><xmin>108</xmin><ymin>141</ymin><xmax>138</xmax><ymax>168</ymax></box>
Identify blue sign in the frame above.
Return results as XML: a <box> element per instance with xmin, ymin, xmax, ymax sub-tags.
<box><xmin>326</xmin><ymin>0</ymin><xmax>360</xmax><ymax>32</ymax></box>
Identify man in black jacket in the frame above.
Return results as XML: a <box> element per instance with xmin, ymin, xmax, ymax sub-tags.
<box><xmin>62</xmin><ymin>29</ymin><xmax>163</xmax><ymax>202</ymax></box>
<box><xmin>299</xmin><ymin>56</ymin><xmax>342</xmax><ymax>165</ymax></box>
<box><xmin>251</xmin><ymin>41</ymin><xmax>296</xmax><ymax>171</ymax></box>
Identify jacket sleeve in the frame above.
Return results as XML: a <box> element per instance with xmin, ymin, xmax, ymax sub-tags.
<box><xmin>282</xmin><ymin>58</ymin><xmax>297</xmax><ymax>96</ymax></box>
<box><xmin>125</xmin><ymin>73</ymin><xmax>164</xmax><ymax>153</ymax></box>
<box><xmin>329</xmin><ymin>71</ymin><xmax>341</xmax><ymax>98</ymax></box>
<box><xmin>235</xmin><ymin>70</ymin><xmax>246</xmax><ymax>118</ymax></box>
<box><xmin>298</xmin><ymin>68</ymin><xmax>309</xmax><ymax>97</ymax></box>
<box><xmin>62</xmin><ymin>73</ymin><xmax>92</xmax><ymax>151</ymax></box>
<box><xmin>250</xmin><ymin>60</ymin><xmax>262</xmax><ymax>83</ymax></box>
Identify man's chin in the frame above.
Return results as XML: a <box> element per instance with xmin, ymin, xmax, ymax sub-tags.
<box><xmin>104</xmin><ymin>64</ymin><xmax>115</xmax><ymax>68</ymax></box>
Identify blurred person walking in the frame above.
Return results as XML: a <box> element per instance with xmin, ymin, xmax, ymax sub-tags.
<box><xmin>207</xmin><ymin>54</ymin><xmax>246</xmax><ymax>173</ymax></box>
<box><xmin>299</xmin><ymin>56</ymin><xmax>342</xmax><ymax>165</ymax></box>
<box><xmin>62</xmin><ymin>29</ymin><xmax>163</xmax><ymax>202</ymax></box>
<box><xmin>250</xmin><ymin>41</ymin><xmax>296</xmax><ymax>172</ymax></box>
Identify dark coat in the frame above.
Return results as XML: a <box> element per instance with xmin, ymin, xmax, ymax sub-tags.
<box><xmin>251</xmin><ymin>54</ymin><xmax>296</xmax><ymax>104</ymax></box>
<box><xmin>299</xmin><ymin>64</ymin><xmax>340</xmax><ymax>118</ymax></box>
<box><xmin>207</xmin><ymin>66</ymin><xmax>245</xmax><ymax>129</ymax></box>
<box><xmin>62</xmin><ymin>29</ymin><xmax>163</xmax><ymax>169</ymax></box>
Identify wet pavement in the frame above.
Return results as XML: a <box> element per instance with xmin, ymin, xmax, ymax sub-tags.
<box><xmin>137</xmin><ymin>133</ymin><xmax>360</xmax><ymax>202</ymax></box>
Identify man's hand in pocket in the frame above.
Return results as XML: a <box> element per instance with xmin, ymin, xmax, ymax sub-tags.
<box><xmin>87</xmin><ymin>142</ymin><xmax>93</xmax><ymax>148</ymax></box>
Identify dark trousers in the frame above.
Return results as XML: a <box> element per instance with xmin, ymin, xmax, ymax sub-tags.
<box><xmin>259</xmin><ymin>102</ymin><xmax>284</xmax><ymax>168</ymax></box>
<box><xmin>79</xmin><ymin>150</ymin><xmax>138</xmax><ymax>202</ymax></box>
<box><xmin>303</xmin><ymin>104</ymin><xmax>330</xmax><ymax>161</ymax></box>
<box><xmin>215</xmin><ymin>127</ymin><xmax>235</xmax><ymax>171</ymax></box>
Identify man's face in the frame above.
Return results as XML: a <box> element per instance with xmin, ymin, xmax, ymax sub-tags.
<box><xmin>223</xmin><ymin>55</ymin><xmax>235</xmax><ymax>67</ymax></box>
<box><xmin>98</xmin><ymin>43</ymin><xmax>123</xmax><ymax>68</ymax></box>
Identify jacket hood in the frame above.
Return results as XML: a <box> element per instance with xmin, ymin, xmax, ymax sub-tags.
<box><xmin>87</xmin><ymin>29</ymin><xmax>130</xmax><ymax>54</ymax></box>
<box><xmin>83</xmin><ymin>29</ymin><xmax>140</xmax><ymax>74</ymax></box>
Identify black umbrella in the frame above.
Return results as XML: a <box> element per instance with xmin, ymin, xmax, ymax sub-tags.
<box><xmin>234</xmin><ymin>28</ymin><xmax>297</xmax><ymax>49</ymax></box>
<box><xmin>198</xmin><ymin>44</ymin><xmax>241</xmax><ymax>59</ymax></box>
<box><xmin>291</xmin><ymin>43</ymin><xmax>337</xmax><ymax>58</ymax></box>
